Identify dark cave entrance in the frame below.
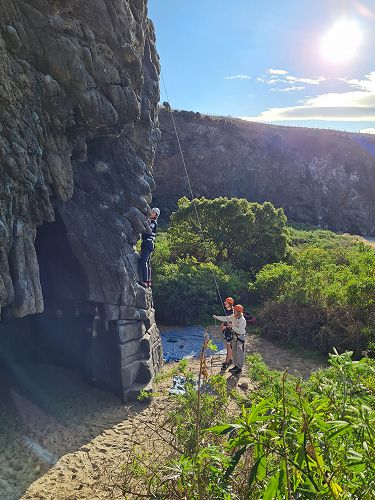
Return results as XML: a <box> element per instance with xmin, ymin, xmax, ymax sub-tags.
<box><xmin>0</xmin><ymin>215</ymin><xmax>132</xmax><ymax>499</ymax></box>
<box><xmin>0</xmin><ymin>211</ymin><xmax>100</xmax><ymax>388</ymax></box>
<box><xmin>32</xmin><ymin>209</ymin><xmax>93</xmax><ymax>374</ymax></box>
<box><xmin>0</xmin><ymin>207</ymin><xmax>156</xmax><ymax>408</ymax></box>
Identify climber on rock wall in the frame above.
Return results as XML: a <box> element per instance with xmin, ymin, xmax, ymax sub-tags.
<box><xmin>139</xmin><ymin>207</ymin><xmax>160</xmax><ymax>288</ymax></box>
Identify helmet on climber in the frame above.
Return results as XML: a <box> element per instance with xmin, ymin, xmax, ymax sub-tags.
<box><xmin>151</xmin><ymin>207</ymin><xmax>160</xmax><ymax>219</ymax></box>
<box><xmin>234</xmin><ymin>304</ymin><xmax>244</xmax><ymax>315</ymax></box>
<box><xmin>224</xmin><ymin>297</ymin><xmax>235</xmax><ymax>314</ymax></box>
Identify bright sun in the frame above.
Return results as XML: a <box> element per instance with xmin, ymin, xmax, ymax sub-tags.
<box><xmin>321</xmin><ymin>20</ymin><xmax>362</xmax><ymax>63</ymax></box>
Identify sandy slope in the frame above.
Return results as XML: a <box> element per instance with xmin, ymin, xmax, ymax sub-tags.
<box><xmin>0</xmin><ymin>332</ymin><xmax>324</xmax><ymax>499</ymax></box>
<box><xmin>0</xmin><ymin>364</ymin><xmax>141</xmax><ymax>500</ymax></box>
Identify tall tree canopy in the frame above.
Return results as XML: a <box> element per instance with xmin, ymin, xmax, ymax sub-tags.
<box><xmin>168</xmin><ymin>197</ymin><xmax>288</xmax><ymax>273</ymax></box>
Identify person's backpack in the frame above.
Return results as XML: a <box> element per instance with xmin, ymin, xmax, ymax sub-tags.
<box><xmin>244</xmin><ymin>311</ymin><xmax>257</xmax><ymax>325</ymax></box>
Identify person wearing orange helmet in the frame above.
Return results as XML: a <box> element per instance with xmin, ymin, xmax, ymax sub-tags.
<box><xmin>220</xmin><ymin>297</ymin><xmax>235</xmax><ymax>370</ymax></box>
<box><xmin>213</xmin><ymin>304</ymin><xmax>247</xmax><ymax>375</ymax></box>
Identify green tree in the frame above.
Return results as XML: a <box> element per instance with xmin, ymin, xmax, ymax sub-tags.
<box><xmin>169</xmin><ymin>197</ymin><xmax>288</xmax><ymax>273</ymax></box>
<box><xmin>153</xmin><ymin>257</ymin><xmax>230</xmax><ymax>325</ymax></box>
<box><xmin>235</xmin><ymin>201</ymin><xmax>288</xmax><ymax>270</ymax></box>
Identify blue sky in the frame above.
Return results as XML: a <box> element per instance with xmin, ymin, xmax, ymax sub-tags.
<box><xmin>148</xmin><ymin>0</ymin><xmax>375</xmax><ymax>133</ymax></box>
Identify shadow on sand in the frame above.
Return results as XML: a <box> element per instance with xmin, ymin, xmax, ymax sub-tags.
<box><xmin>0</xmin><ymin>363</ymin><xmax>144</xmax><ymax>500</ymax></box>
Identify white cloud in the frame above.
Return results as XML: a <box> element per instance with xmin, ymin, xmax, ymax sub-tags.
<box><xmin>266</xmin><ymin>78</ymin><xmax>283</xmax><ymax>85</ymax></box>
<box><xmin>271</xmin><ymin>86</ymin><xmax>306</xmax><ymax>93</ymax></box>
<box><xmin>241</xmin><ymin>82</ymin><xmax>375</xmax><ymax>122</ymax></box>
<box><xmin>286</xmin><ymin>75</ymin><xmax>326</xmax><ymax>85</ymax></box>
<box><xmin>339</xmin><ymin>71</ymin><xmax>375</xmax><ymax>92</ymax></box>
<box><xmin>224</xmin><ymin>74</ymin><xmax>251</xmax><ymax>80</ymax></box>
<box><xmin>242</xmin><ymin>106</ymin><xmax>375</xmax><ymax>122</ymax></box>
<box><xmin>257</xmin><ymin>70</ymin><xmax>326</xmax><ymax>89</ymax></box>
<box><xmin>303</xmin><ymin>90</ymin><xmax>375</xmax><ymax>108</ymax></box>
<box><xmin>360</xmin><ymin>128</ymin><xmax>375</xmax><ymax>134</ymax></box>
<box><xmin>268</xmin><ymin>68</ymin><xmax>289</xmax><ymax>75</ymax></box>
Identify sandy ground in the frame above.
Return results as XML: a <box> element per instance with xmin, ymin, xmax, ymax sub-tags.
<box><xmin>0</xmin><ymin>364</ymin><xmax>142</xmax><ymax>500</ymax></box>
<box><xmin>242</xmin><ymin>330</ymin><xmax>324</xmax><ymax>378</ymax></box>
<box><xmin>0</xmin><ymin>331</ymin><xmax>325</xmax><ymax>500</ymax></box>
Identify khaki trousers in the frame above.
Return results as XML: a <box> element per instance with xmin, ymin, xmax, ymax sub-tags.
<box><xmin>233</xmin><ymin>334</ymin><xmax>245</xmax><ymax>369</ymax></box>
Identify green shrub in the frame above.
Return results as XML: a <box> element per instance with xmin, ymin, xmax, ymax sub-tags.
<box><xmin>249</xmin><ymin>263</ymin><xmax>296</xmax><ymax>303</ymax></box>
<box><xmin>287</xmin><ymin>224</ymin><xmax>363</xmax><ymax>251</ymax></box>
<box><xmin>170</xmin><ymin>373</ymin><xmax>228</xmax><ymax>455</ymax></box>
<box><xmin>258</xmin><ymin>301</ymin><xmax>371</xmax><ymax>356</ymax></box>
<box><xmin>151</xmin><ymin>200</ymin><xmax>374</xmax><ymax>354</ymax></box>
<box><xmin>153</xmin><ymin>258</ymin><xmax>230</xmax><ymax>324</ymax></box>
<box><xmin>151</xmin><ymin>231</ymin><xmax>172</xmax><ymax>268</ymax></box>
<box><xmin>122</xmin><ymin>352</ymin><xmax>375</xmax><ymax>499</ymax></box>
<box><xmin>208</xmin><ymin>351</ymin><xmax>375</xmax><ymax>499</ymax></box>
<box><xmin>252</xmin><ymin>239</ymin><xmax>375</xmax><ymax>355</ymax></box>
<box><xmin>153</xmin><ymin>258</ymin><xmax>252</xmax><ymax>325</ymax></box>
<box><xmin>169</xmin><ymin>197</ymin><xmax>288</xmax><ymax>273</ymax></box>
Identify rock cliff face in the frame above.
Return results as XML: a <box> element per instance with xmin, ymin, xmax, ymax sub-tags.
<box><xmin>154</xmin><ymin>109</ymin><xmax>375</xmax><ymax>236</ymax></box>
<box><xmin>0</xmin><ymin>0</ymin><xmax>162</xmax><ymax>401</ymax></box>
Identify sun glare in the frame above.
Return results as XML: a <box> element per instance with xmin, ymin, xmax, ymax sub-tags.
<box><xmin>321</xmin><ymin>20</ymin><xmax>362</xmax><ymax>63</ymax></box>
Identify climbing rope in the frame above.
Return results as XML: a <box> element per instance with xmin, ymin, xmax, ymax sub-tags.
<box><xmin>71</xmin><ymin>75</ymin><xmax>227</xmax><ymax>315</ymax></box>
<box><xmin>161</xmin><ymin>73</ymin><xmax>226</xmax><ymax>314</ymax></box>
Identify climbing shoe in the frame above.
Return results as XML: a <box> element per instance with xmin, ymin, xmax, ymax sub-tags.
<box><xmin>221</xmin><ymin>362</ymin><xmax>228</xmax><ymax>370</ymax></box>
<box><xmin>232</xmin><ymin>368</ymin><xmax>242</xmax><ymax>375</ymax></box>
<box><xmin>227</xmin><ymin>359</ymin><xmax>233</xmax><ymax>366</ymax></box>
<box><xmin>228</xmin><ymin>366</ymin><xmax>238</xmax><ymax>373</ymax></box>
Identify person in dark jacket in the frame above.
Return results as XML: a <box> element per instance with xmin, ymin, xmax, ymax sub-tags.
<box><xmin>220</xmin><ymin>297</ymin><xmax>234</xmax><ymax>370</ymax></box>
<box><xmin>139</xmin><ymin>207</ymin><xmax>160</xmax><ymax>287</ymax></box>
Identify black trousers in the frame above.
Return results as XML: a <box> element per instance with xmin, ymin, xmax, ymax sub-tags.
<box><xmin>139</xmin><ymin>243</ymin><xmax>153</xmax><ymax>282</ymax></box>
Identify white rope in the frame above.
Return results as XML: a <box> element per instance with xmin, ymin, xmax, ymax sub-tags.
<box><xmin>161</xmin><ymin>73</ymin><xmax>226</xmax><ymax>314</ymax></box>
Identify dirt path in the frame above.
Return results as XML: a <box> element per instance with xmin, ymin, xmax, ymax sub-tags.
<box><xmin>0</xmin><ymin>332</ymin><xmax>325</xmax><ymax>499</ymax></box>
<box><xmin>21</xmin><ymin>357</ymin><xmax>255</xmax><ymax>500</ymax></box>
<box><xmin>246</xmin><ymin>332</ymin><xmax>324</xmax><ymax>377</ymax></box>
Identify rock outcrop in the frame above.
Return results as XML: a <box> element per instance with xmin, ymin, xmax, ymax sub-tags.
<box><xmin>0</xmin><ymin>0</ymin><xmax>162</xmax><ymax>401</ymax></box>
<box><xmin>154</xmin><ymin>109</ymin><xmax>375</xmax><ymax>236</ymax></box>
